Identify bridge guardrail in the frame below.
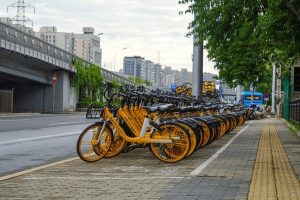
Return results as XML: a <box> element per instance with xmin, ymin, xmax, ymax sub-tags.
<box><xmin>0</xmin><ymin>21</ymin><xmax>143</xmax><ymax>87</ymax></box>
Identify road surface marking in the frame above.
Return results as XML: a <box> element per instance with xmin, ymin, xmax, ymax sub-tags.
<box><xmin>0</xmin><ymin>131</ymin><xmax>81</xmax><ymax>145</ymax></box>
<box><xmin>0</xmin><ymin>119</ymin><xmax>29</xmax><ymax>122</ymax></box>
<box><xmin>22</xmin><ymin>176</ymin><xmax>189</xmax><ymax>180</ymax></box>
<box><xmin>0</xmin><ymin>115</ymin><xmax>34</xmax><ymax>118</ymax></box>
<box><xmin>190</xmin><ymin>122</ymin><xmax>252</xmax><ymax>176</ymax></box>
<box><xmin>49</xmin><ymin>121</ymin><xmax>88</xmax><ymax>126</ymax></box>
<box><xmin>0</xmin><ymin>157</ymin><xmax>79</xmax><ymax>182</ymax></box>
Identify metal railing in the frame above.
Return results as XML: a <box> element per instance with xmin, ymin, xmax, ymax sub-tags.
<box><xmin>0</xmin><ymin>21</ymin><xmax>75</xmax><ymax>72</ymax></box>
<box><xmin>289</xmin><ymin>99</ymin><xmax>300</xmax><ymax>124</ymax></box>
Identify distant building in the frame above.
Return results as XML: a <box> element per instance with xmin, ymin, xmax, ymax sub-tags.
<box><xmin>123</xmin><ymin>56</ymin><xmax>147</xmax><ymax>80</ymax></box>
<box><xmin>165</xmin><ymin>74</ymin><xmax>176</xmax><ymax>87</ymax></box>
<box><xmin>203</xmin><ymin>72</ymin><xmax>217</xmax><ymax>82</ymax></box>
<box><xmin>145</xmin><ymin>60</ymin><xmax>154</xmax><ymax>82</ymax></box>
<box><xmin>122</xmin><ymin>55</ymin><xmax>195</xmax><ymax>90</ymax></box>
<box><xmin>35</xmin><ymin>26</ymin><xmax>102</xmax><ymax>66</ymax></box>
<box><xmin>180</xmin><ymin>68</ymin><xmax>192</xmax><ymax>84</ymax></box>
<box><xmin>0</xmin><ymin>17</ymin><xmax>34</xmax><ymax>35</ymax></box>
<box><xmin>74</xmin><ymin>27</ymin><xmax>102</xmax><ymax>66</ymax></box>
<box><xmin>151</xmin><ymin>64</ymin><xmax>162</xmax><ymax>87</ymax></box>
<box><xmin>0</xmin><ymin>17</ymin><xmax>12</xmax><ymax>25</ymax></box>
<box><xmin>35</xmin><ymin>26</ymin><xmax>75</xmax><ymax>53</ymax></box>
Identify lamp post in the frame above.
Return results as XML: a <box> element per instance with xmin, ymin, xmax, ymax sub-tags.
<box><xmin>97</xmin><ymin>33</ymin><xmax>103</xmax><ymax>45</ymax></box>
<box><xmin>114</xmin><ymin>47</ymin><xmax>127</xmax><ymax>72</ymax></box>
<box><xmin>97</xmin><ymin>33</ymin><xmax>103</xmax><ymax>67</ymax></box>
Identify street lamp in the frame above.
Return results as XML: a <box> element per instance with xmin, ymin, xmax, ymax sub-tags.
<box><xmin>114</xmin><ymin>47</ymin><xmax>127</xmax><ymax>72</ymax></box>
<box><xmin>96</xmin><ymin>33</ymin><xmax>104</xmax><ymax>67</ymax></box>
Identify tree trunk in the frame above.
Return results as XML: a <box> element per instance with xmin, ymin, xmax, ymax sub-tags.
<box><xmin>286</xmin><ymin>1</ymin><xmax>300</xmax><ymax>22</ymax></box>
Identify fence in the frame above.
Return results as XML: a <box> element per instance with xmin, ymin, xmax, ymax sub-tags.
<box><xmin>289</xmin><ymin>99</ymin><xmax>300</xmax><ymax>124</ymax></box>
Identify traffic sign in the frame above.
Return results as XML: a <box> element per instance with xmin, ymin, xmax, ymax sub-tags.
<box><xmin>170</xmin><ymin>83</ymin><xmax>177</xmax><ymax>91</ymax></box>
<box><xmin>52</xmin><ymin>73</ymin><xmax>57</xmax><ymax>85</ymax></box>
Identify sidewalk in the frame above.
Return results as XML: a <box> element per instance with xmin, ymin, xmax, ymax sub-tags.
<box><xmin>0</xmin><ymin>119</ymin><xmax>299</xmax><ymax>200</ymax></box>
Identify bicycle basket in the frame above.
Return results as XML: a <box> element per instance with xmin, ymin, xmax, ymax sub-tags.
<box><xmin>86</xmin><ymin>105</ymin><xmax>103</xmax><ymax>119</ymax></box>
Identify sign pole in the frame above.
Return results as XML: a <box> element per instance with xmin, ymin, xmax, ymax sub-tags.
<box><xmin>52</xmin><ymin>73</ymin><xmax>57</xmax><ymax>113</ymax></box>
<box><xmin>271</xmin><ymin>63</ymin><xmax>276</xmax><ymax>113</ymax></box>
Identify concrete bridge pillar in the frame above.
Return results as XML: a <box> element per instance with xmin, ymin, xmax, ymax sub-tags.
<box><xmin>53</xmin><ymin>71</ymin><xmax>76</xmax><ymax>112</ymax></box>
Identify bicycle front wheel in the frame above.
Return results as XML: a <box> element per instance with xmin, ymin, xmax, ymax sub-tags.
<box><xmin>76</xmin><ymin>123</ymin><xmax>113</xmax><ymax>163</ymax></box>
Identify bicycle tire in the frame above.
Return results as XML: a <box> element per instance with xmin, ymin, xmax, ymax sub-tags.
<box><xmin>150</xmin><ymin>123</ymin><xmax>190</xmax><ymax>163</ymax></box>
<box><xmin>76</xmin><ymin>123</ymin><xmax>112</xmax><ymax>163</ymax></box>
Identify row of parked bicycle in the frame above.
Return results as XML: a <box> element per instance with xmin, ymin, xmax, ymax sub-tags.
<box><xmin>76</xmin><ymin>84</ymin><xmax>247</xmax><ymax>163</ymax></box>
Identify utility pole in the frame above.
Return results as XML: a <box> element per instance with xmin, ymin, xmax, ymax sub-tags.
<box><xmin>192</xmin><ymin>37</ymin><xmax>203</xmax><ymax>99</ymax></box>
<box><xmin>276</xmin><ymin>65</ymin><xmax>282</xmax><ymax>116</ymax></box>
<box><xmin>7</xmin><ymin>0</ymin><xmax>35</xmax><ymax>27</ymax></box>
<box><xmin>192</xmin><ymin>6</ymin><xmax>203</xmax><ymax>99</ymax></box>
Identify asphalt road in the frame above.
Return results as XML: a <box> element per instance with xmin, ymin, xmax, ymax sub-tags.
<box><xmin>0</xmin><ymin>114</ymin><xmax>98</xmax><ymax>176</ymax></box>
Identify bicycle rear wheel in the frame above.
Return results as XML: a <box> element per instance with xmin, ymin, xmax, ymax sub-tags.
<box><xmin>150</xmin><ymin>123</ymin><xmax>190</xmax><ymax>163</ymax></box>
<box><xmin>76</xmin><ymin>123</ymin><xmax>112</xmax><ymax>163</ymax></box>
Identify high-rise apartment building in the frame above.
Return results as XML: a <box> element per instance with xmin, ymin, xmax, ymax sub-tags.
<box><xmin>145</xmin><ymin>60</ymin><xmax>154</xmax><ymax>82</ymax></box>
<box><xmin>35</xmin><ymin>27</ymin><xmax>75</xmax><ymax>53</ymax></box>
<box><xmin>123</xmin><ymin>56</ymin><xmax>147</xmax><ymax>80</ymax></box>
<box><xmin>162</xmin><ymin>66</ymin><xmax>181</xmax><ymax>88</ymax></box>
<box><xmin>122</xmin><ymin>55</ymin><xmax>195</xmax><ymax>89</ymax></box>
<box><xmin>152</xmin><ymin>64</ymin><xmax>162</xmax><ymax>87</ymax></box>
<box><xmin>180</xmin><ymin>68</ymin><xmax>192</xmax><ymax>84</ymax></box>
<box><xmin>74</xmin><ymin>27</ymin><xmax>102</xmax><ymax>65</ymax></box>
<box><xmin>35</xmin><ymin>26</ymin><xmax>102</xmax><ymax>66</ymax></box>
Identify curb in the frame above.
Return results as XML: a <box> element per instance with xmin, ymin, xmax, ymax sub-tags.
<box><xmin>284</xmin><ymin>119</ymin><xmax>300</xmax><ymax>137</ymax></box>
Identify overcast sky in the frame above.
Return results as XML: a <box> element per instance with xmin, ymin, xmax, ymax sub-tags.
<box><xmin>0</xmin><ymin>0</ymin><xmax>217</xmax><ymax>73</ymax></box>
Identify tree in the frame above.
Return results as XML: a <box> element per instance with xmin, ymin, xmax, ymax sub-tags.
<box><xmin>179</xmin><ymin>0</ymin><xmax>300</xmax><ymax>92</ymax></box>
<box><xmin>73</xmin><ymin>58</ymin><xmax>103</xmax><ymax>107</ymax></box>
<box><xmin>128</xmin><ymin>77</ymin><xmax>151</xmax><ymax>86</ymax></box>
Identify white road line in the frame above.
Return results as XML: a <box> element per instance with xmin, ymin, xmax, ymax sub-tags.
<box><xmin>0</xmin><ymin>157</ymin><xmax>79</xmax><ymax>182</ymax></box>
<box><xmin>0</xmin><ymin>132</ymin><xmax>81</xmax><ymax>145</ymax></box>
<box><xmin>0</xmin><ymin>119</ymin><xmax>30</xmax><ymax>122</ymax></box>
<box><xmin>0</xmin><ymin>115</ymin><xmax>34</xmax><ymax>118</ymax></box>
<box><xmin>22</xmin><ymin>176</ymin><xmax>189</xmax><ymax>180</ymax></box>
<box><xmin>49</xmin><ymin>121</ymin><xmax>88</xmax><ymax>126</ymax></box>
<box><xmin>190</xmin><ymin>122</ymin><xmax>253</xmax><ymax>176</ymax></box>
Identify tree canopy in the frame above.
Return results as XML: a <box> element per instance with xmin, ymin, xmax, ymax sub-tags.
<box><xmin>179</xmin><ymin>0</ymin><xmax>300</xmax><ymax>93</ymax></box>
<box><xmin>128</xmin><ymin>77</ymin><xmax>151</xmax><ymax>86</ymax></box>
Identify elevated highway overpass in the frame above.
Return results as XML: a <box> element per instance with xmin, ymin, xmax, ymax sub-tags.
<box><xmin>0</xmin><ymin>21</ymin><xmax>135</xmax><ymax>113</ymax></box>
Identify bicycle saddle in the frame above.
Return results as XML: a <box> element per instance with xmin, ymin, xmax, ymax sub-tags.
<box><xmin>142</xmin><ymin>106</ymin><xmax>159</xmax><ymax>113</ymax></box>
<box><xmin>158</xmin><ymin>104</ymin><xmax>174</xmax><ymax>112</ymax></box>
<box><xmin>203</xmin><ymin>107</ymin><xmax>211</xmax><ymax>111</ymax></box>
<box><xmin>211</xmin><ymin>105</ymin><xmax>218</xmax><ymax>109</ymax></box>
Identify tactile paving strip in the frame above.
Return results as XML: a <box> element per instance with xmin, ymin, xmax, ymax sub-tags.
<box><xmin>248</xmin><ymin>125</ymin><xmax>300</xmax><ymax>200</ymax></box>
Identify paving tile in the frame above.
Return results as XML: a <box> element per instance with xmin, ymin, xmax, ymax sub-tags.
<box><xmin>0</xmin><ymin>119</ymin><xmax>299</xmax><ymax>200</ymax></box>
